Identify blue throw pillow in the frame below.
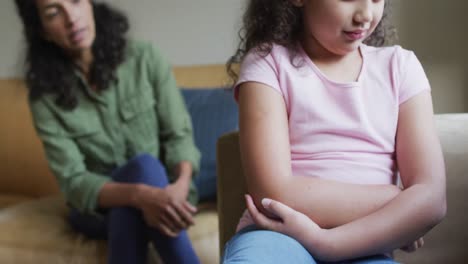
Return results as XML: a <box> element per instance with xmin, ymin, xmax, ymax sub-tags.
<box><xmin>181</xmin><ymin>88</ymin><xmax>239</xmax><ymax>202</ymax></box>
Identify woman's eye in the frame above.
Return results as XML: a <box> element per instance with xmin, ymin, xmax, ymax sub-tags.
<box><xmin>45</xmin><ymin>9</ymin><xmax>59</xmax><ymax>19</ymax></box>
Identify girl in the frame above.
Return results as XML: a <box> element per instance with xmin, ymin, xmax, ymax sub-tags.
<box><xmin>14</xmin><ymin>0</ymin><xmax>200</xmax><ymax>263</ymax></box>
<box><xmin>223</xmin><ymin>0</ymin><xmax>446</xmax><ymax>263</ymax></box>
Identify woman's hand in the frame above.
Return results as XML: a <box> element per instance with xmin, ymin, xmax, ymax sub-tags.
<box><xmin>165</xmin><ymin>179</ymin><xmax>197</xmax><ymax>227</ymax></box>
<box><xmin>136</xmin><ymin>184</ymin><xmax>196</xmax><ymax>237</ymax></box>
<box><xmin>245</xmin><ymin>194</ymin><xmax>327</xmax><ymax>255</ymax></box>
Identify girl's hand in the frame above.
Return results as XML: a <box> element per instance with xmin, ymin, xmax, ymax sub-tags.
<box><xmin>400</xmin><ymin>237</ymin><xmax>424</xmax><ymax>253</ymax></box>
<box><xmin>245</xmin><ymin>194</ymin><xmax>326</xmax><ymax>251</ymax></box>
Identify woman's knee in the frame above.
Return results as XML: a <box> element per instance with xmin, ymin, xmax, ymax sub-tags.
<box><xmin>113</xmin><ymin>154</ymin><xmax>169</xmax><ymax>187</ymax></box>
<box><xmin>108</xmin><ymin>207</ymin><xmax>145</xmax><ymax>235</ymax></box>
<box><xmin>128</xmin><ymin>154</ymin><xmax>164</xmax><ymax>174</ymax></box>
<box><xmin>223</xmin><ymin>228</ymin><xmax>316</xmax><ymax>264</ymax></box>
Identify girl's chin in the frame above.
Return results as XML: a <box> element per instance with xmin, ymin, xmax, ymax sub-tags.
<box><xmin>343</xmin><ymin>42</ymin><xmax>362</xmax><ymax>52</ymax></box>
<box><xmin>332</xmin><ymin>46</ymin><xmax>361</xmax><ymax>56</ymax></box>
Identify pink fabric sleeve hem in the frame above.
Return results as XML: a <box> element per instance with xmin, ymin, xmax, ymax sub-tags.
<box><xmin>234</xmin><ymin>80</ymin><xmax>284</xmax><ymax>102</ymax></box>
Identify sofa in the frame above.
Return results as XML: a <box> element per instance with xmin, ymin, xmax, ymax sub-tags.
<box><xmin>2</xmin><ymin>63</ymin><xmax>468</xmax><ymax>264</ymax></box>
<box><xmin>217</xmin><ymin>114</ymin><xmax>468</xmax><ymax>263</ymax></box>
<box><xmin>0</xmin><ymin>64</ymin><xmax>233</xmax><ymax>264</ymax></box>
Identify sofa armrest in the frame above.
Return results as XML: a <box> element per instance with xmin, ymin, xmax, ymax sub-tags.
<box><xmin>395</xmin><ymin>113</ymin><xmax>468</xmax><ymax>263</ymax></box>
<box><xmin>216</xmin><ymin>131</ymin><xmax>246</xmax><ymax>255</ymax></box>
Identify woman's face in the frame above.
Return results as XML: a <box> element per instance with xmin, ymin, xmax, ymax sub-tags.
<box><xmin>35</xmin><ymin>0</ymin><xmax>96</xmax><ymax>55</ymax></box>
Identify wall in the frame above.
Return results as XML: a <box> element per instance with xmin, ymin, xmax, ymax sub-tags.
<box><xmin>108</xmin><ymin>0</ymin><xmax>243</xmax><ymax>66</ymax></box>
<box><xmin>0</xmin><ymin>0</ymin><xmax>25</xmax><ymax>78</ymax></box>
<box><xmin>1</xmin><ymin>0</ymin><xmax>466</xmax><ymax>113</ymax></box>
<box><xmin>393</xmin><ymin>0</ymin><xmax>468</xmax><ymax>113</ymax></box>
<box><xmin>0</xmin><ymin>0</ymin><xmax>244</xmax><ymax>78</ymax></box>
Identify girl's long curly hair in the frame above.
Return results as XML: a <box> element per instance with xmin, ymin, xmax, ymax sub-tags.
<box><xmin>15</xmin><ymin>0</ymin><xmax>129</xmax><ymax>109</ymax></box>
<box><xmin>227</xmin><ymin>0</ymin><xmax>396</xmax><ymax>82</ymax></box>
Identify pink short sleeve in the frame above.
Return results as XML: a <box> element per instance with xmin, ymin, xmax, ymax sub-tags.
<box><xmin>234</xmin><ymin>49</ymin><xmax>282</xmax><ymax>101</ymax></box>
<box><xmin>397</xmin><ymin>48</ymin><xmax>431</xmax><ymax>104</ymax></box>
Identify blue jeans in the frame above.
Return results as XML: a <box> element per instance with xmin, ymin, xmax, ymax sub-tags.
<box><xmin>68</xmin><ymin>154</ymin><xmax>200</xmax><ymax>264</ymax></box>
<box><xmin>222</xmin><ymin>225</ymin><xmax>399</xmax><ymax>264</ymax></box>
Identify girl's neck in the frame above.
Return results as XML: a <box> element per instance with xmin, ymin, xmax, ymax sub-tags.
<box><xmin>301</xmin><ymin>37</ymin><xmax>363</xmax><ymax>83</ymax></box>
<box><xmin>301</xmin><ymin>36</ymin><xmax>360</xmax><ymax>65</ymax></box>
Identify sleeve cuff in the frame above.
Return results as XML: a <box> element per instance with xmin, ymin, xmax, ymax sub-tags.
<box><xmin>165</xmin><ymin>145</ymin><xmax>201</xmax><ymax>179</ymax></box>
<box><xmin>66</xmin><ymin>172</ymin><xmax>111</xmax><ymax>215</ymax></box>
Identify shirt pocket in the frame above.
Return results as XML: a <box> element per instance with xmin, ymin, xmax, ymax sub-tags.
<box><xmin>57</xmin><ymin>110</ymin><xmax>105</xmax><ymax>161</ymax></box>
<box><xmin>119</xmin><ymin>87</ymin><xmax>158</xmax><ymax>152</ymax></box>
<box><xmin>59</xmin><ymin>111</ymin><xmax>101</xmax><ymax>138</ymax></box>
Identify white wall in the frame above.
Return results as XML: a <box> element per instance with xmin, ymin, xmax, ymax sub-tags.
<box><xmin>108</xmin><ymin>0</ymin><xmax>244</xmax><ymax>66</ymax></box>
<box><xmin>0</xmin><ymin>0</ymin><xmax>245</xmax><ymax>78</ymax></box>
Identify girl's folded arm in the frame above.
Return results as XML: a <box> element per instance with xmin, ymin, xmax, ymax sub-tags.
<box><xmin>306</xmin><ymin>91</ymin><xmax>446</xmax><ymax>261</ymax></box>
<box><xmin>239</xmin><ymin>81</ymin><xmax>402</xmax><ymax>229</ymax></box>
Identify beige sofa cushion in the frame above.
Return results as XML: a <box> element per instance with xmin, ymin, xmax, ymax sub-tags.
<box><xmin>0</xmin><ymin>194</ymin><xmax>33</xmax><ymax>209</ymax></box>
<box><xmin>0</xmin><ymin>195</ymin><xmax>218</xmax><ymax>264</ymax></box>
<box><xmin>0</xmin><ymin>196</ymin><xmax>107</xmax><ymax>264</ymax></box>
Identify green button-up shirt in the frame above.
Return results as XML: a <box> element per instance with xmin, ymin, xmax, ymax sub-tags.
<box><xmin>29</xmin><ymin>41</ymin><xmax>200</xmax><ymax>214</ymax></box>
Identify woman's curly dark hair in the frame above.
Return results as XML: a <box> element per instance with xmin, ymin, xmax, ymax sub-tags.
<box><xmin>15</xmin><ymin>0</ymin><xmax>129</xmax><ymax>109</ymax></box>
<box><xmin>227</xmin><ymin>0</ymin><xmax>396</xmax><ymax>82</ymax></box>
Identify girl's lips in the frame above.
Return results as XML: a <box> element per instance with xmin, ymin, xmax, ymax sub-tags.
<box><xmin>344</xmin><ymin>30</ymin><xmax>367</xmax><ymax>41</ymax></box>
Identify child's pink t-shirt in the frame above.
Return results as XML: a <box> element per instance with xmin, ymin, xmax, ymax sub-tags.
<box><xmin>234</xmin><ymin>44</ymin><xmax>431</xmax><ymax>231</ymax></box>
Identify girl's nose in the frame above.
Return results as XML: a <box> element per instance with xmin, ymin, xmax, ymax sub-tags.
<box><xmin>354</xmin><ymin>2</ymin><xmax>372</xmax><ymax>25</ymax></box>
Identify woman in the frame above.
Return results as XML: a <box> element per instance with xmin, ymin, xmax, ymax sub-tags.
<box><xmin>15</xmin><ymin>0</ymin><xmax>201</xmax><ymax>263</ymax></box>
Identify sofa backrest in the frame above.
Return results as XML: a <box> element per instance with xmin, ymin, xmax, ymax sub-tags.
<box><xmin>0</xmin><ymin>64</ymin><xmax>232</xmax><ymax>198</ymax></box>
<box><xmin>0</xmin><ymin>79</ymin><xmax>59</xmax><ymax>197</ymax></box>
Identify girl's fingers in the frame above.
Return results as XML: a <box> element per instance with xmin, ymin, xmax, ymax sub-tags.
<box><xmin>417</xmin><ymin>237</ymin><xmax>424</xmax><ymax>248</ymax></box>
<box><xmin>261</xmin><ymin>198</ymin><xmax>294</xmax><ymax>220</ymax></box>
<box><xmin>401</xmin><ymin>237</ymin><xmax>424</xmax><ymax>253</ymax></box>
<box><xmin>245</xmin><ymin>194</ymin><xmax>282</xmax><ymax>231</ymax></box>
